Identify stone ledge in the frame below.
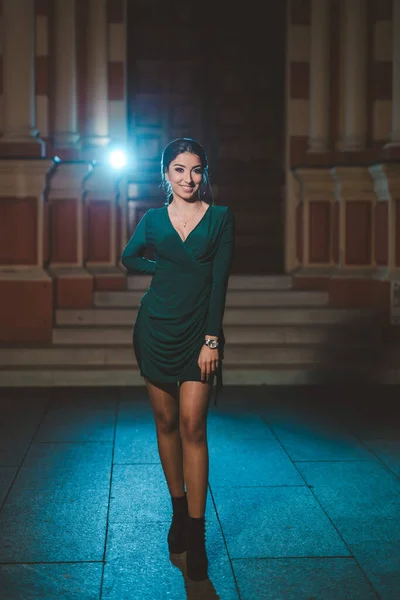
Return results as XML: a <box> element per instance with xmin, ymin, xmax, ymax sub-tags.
<box><xmin>0</xmin><ymin>267</ymin><xmax>51</xmax><ymax>281</ymax></box>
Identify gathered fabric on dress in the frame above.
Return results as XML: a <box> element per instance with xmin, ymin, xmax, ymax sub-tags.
<box><xmin>121</xmin><ymin>204</ymin><xmax>235</xmax><ymax>407</ymax></box>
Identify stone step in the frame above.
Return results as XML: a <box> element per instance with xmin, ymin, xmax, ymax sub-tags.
<box><xmin>128</xmin><ymin>274</ymin><xmax>293</xmax><ymax>291</ymax></box>
<box><xmin>1</xmin><ymin>365</ymin><xmax>400</xmax><ymax>387</ymax></box>
<box><xmin>56</xmin><ymin>306</ymin><xmax>374</xmax><ymax>327</ymax></box>
<box><xmin>52</xmin><ymin>324</ymin><xmax>381</xmax><ymax>346</ymax></box>
<box><xmin>0</xmin><ymin>344</ymin><xmax>394</xmax><ymax>367</ymax></box>
<box><xmin>93</xmin><ymin>289</ymin><xmax>329</xmax><ymax>308</ymax></box>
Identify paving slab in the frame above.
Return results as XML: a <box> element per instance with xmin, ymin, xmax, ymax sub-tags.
<box><xmin>0</xmin><ymin>563</ymin><xmax>102</xmax><ymax>600</ymax></box>
<box><xmin>297</xmin><ymin>460</ymin><xmax>400</xmax><ymax>599</ymax></box>
<box><xmin>109</xmin><ymin>463</ymin><xmax>176</xmax><ymax>523</ymax></box>
<box><xmin>212</xmin><ymin>486</ymin><xmax>350</xmax><ymax>559</ymax></box>
<box><xmin>208</xmin><ymin>438</ymin><xmax>304</xmax><ymax>487</ymax></box>
<box><xmin>232</xmin><ymin>557</ymin><xmax>377</xmax><ymax>600</ymax></box>
<box><xmin>103</xmin><ymin>519</ymin><xmax>239</xmax><ymax>600</ymax></box>
<box><xmin>11</xmin><ymin>442</ymin><xmax>113</xmax><ymax>491</ymax></box>
<box><xmin>0</xmin><ymin>485</ymin><xmax>109</xmax><ymax>562</ymax></box>
<box><xmin>361</xmin><ymin>439</ymin><xmax>400</xmax><ymax>477</ymax></box>
<box><xmin>274</xmin><ymin>429</ymin><xmax>376</xmax><ymax>461</ymax></box>
<box><xmin>0</xmin><ymin>466</ymin><xmax>18</xmax><ymax>506</ymax></box>
<box><xmin>0</xmin><ymin>392</ymin><xmax>49</xmax><ymax>466</ymax></box>
<box><xmin>207</xmin><ymin>411</ymin><xmax>275</xmax><ymax>440</ymax></box>
<box><xmin>35</xmin><ymin>390</ymin><xmax>117</xmax><ymax>443</ymax></box>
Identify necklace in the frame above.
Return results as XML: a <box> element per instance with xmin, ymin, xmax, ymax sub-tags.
<box><xmin>172</xmin><ymin>201</ymin><xmax>204</xmax><ymax>228</ymax></box>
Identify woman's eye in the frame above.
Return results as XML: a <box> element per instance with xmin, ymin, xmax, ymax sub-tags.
<box><xmin>194</xmin><ymin>169</ymin><xmax>203</xmax><ymax>175</ymax></box>
<box><xmin>175</xmin><ymin>168</ymin><xmax>184</xmax><ymax>172</ymax></box>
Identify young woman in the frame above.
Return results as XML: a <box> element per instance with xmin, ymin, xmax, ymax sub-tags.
<box><xmin>121</xmin><ymin>138</ymin><xmax>235</xmax><ymax>582</ymax></box>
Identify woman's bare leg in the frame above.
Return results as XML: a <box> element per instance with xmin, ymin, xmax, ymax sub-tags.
<box><xmin>179</xmin><ymin>381</ymin><xmax>212</xmax><ymax>518</ymax></box>
<box><xmin>144</xmin><ymin>377</ymin><xmax>184</xmax><ymax>498</ymax></box>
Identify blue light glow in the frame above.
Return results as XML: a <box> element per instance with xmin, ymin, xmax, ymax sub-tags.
<box><xmin>108</xmin><ymin>150</ymin><xmax>127</xmax><ymax>169</ymax></box>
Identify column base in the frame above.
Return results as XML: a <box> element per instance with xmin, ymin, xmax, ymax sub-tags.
<box><xmin>53</xmin><ymin>132</ymin><xmax>81</xmax><ymax>148</ymax></box>
<box><xmin>80</xmin><ymin>137</ymin><xmax>111</xmax><ymax>162</ymax></box>
<box><xmin>336</xmin><ymin>136</ymin><xmax>367</xmax><ymax>152</ymax></box>
<box><xmin>383</xmin><ymin>141</ymin><xmax>400</xmax><ymax>149</ymax></box>
<box><xmin>307</xmin><ymin>137</ymin><xmax>331</xmax><ymax>153</ymax></box>
<box><xmin>82</xmin><ymin>136</ymin><xmax>110</xmax><ymax>149</ymax></box>
<box><xmin>0</xmin><ymin>134</ymin><xmax>46</xmax><ymax>157</ymax></box>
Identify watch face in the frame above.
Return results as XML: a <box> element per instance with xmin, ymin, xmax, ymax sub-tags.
<box><xmin>209</xmin><ymin>340</ymin><xmax>217</xmax><ymax>348</ymax></box>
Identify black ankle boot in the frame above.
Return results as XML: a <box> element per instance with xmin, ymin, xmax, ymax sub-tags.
<box><xmin>168</xmin><ymin>492</ymin><xmax>189</xmax><ymax>554</ymax></box>
<box><xmin>186</xmin><ymin>516</ymin><xmax>208</xmax><ymax>581</ymax></box>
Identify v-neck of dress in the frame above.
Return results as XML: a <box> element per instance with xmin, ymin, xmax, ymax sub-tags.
<box><xmin>165</xmin><ymin>204</ymin><xmax>211</xmax><ymax>245</ymax></box>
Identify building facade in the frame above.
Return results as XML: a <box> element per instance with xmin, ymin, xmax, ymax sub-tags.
<box><xmin>287</xmin><ymin>0</ymin><xmax>400</xmax><ymax>339</ymax></box>
<box><xmin>0</xmin><ymin>0</ymin><xmax>399</xmax><ymax>344</ymax></box>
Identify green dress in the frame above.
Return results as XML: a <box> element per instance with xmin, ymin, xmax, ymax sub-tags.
<box><xmin>121</xmin><ymin>203</ymin><xmax>235</xmax><ymax>406</ymax></box>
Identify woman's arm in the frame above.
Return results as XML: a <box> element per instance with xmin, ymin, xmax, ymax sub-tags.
<box><xmin>121</xmin><ymin>209</ymin><xmax>157</xmax><ymax>275</ymax></box>
<box><xmin>205</xmin><ymin>207</ymin><xmax>235</xmax><ymax>337</ymax></box>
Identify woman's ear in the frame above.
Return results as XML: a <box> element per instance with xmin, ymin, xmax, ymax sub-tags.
<box><xmin>164</xmin><ymin>170</ymin><xmax>169</xmax><ymax>182</ymax></box>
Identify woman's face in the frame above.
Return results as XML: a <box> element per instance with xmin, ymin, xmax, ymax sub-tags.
<box><xmin>165</xmin><ymin>152</ymin><xmax>204</xmax><ymax>202</ymax></box>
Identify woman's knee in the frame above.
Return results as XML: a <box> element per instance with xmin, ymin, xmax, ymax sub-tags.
<box><xmin>180</xmin><ymin>417</ymin><xmax>207</xmax><ymax>443</ymax></box>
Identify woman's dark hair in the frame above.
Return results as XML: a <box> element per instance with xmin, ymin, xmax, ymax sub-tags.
<box><xmin>161</xmin><ymin>137</ymin><xmax>214</xmax><ymax>206</ymax></box>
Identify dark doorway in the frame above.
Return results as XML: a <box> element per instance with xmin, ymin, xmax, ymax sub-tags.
<box><xmin>127</xmin><ymin>0</ymin><xmax>286</xmax><ymax>273</ymax></box>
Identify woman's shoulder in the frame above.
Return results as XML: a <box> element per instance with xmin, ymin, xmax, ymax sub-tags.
<box><xmin>144</xmin><ymin>206</ymin><xmax>164</xmax><ymax>219</ymax></box>
<box><xmin>216</xmin><ymin>205</ymin><xmax>234</xmax><ymax>221</ymax></box>
<box><xmin>210</xmin><ymin>204</ymin><xmax>232</xmax><ymax>215</ymax></box>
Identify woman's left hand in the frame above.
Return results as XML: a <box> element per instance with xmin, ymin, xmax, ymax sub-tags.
<box><xmin>198</xmin><ymin>345</ymin><xmax>219</xmax><ymax>382</ymax></box>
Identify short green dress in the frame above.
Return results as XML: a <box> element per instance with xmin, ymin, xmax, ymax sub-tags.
<box><xmin>121</xmin><ymin>203</ymin><xmax>235</xmax><ymax>406</ymax></box>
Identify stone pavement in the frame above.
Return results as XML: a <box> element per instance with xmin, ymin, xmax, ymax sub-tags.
<box><xmin>0</xmin><ymin>385</ymin><xmax>399</xmax><ymax>599</ymax></box>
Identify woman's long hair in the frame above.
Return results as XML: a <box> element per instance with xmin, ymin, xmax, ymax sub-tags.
<box><xmin>160</xmin><ymin>137</ymin><xmax>214</xmax><ymax>206</ymax></box>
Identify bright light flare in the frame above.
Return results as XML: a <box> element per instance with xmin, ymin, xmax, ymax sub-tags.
<box><xmin>108</xmin><ymin>150</ymin><xmax>127</xmax><ymax>169</ymax></box>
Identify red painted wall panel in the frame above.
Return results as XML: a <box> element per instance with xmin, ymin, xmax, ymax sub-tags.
<box><xmin>51</xmin><ymin>199</ymin><xmax>78</xmax><ymax>263</ymax></box>
<box><xmin>88</xmin><ymin>201</ymin><xmax>111</xmax><ymax>262</ymax></box>
<box><xmin>374</xmin><ymin>202</ymin><xmax>388</xmax><ymax>265</ymax></box>
<box><xmin>296</xmin><ymin>202</ymin><xmax>303</xmax><ymax>262</ymax></box>
<box><xmin>309</xmin><ymin>201</ymin><xmax>331</xmax><ymax>263</ymax></box>
<box><xmin>332</xmin><ymin>201</ymin><xmax>339</xmax><ymax>263</ymax></box>
<box><xmin>396</xmin><ymin>199</ymin><xmax>400</xmax><ymax>267</ymax></box>
<box><xmin>290</xmin><ymin>62</ymin><xmax>310</xmax><ymax>99</ymax></box>
<box><xmin>345</xmin><ymin>201</ymin><xmax>372</xmax><ymax>265</ymax></box>
<box><xmin>0</xmin><ymin>198</ymin><xmax>37</xmax><ymax>265</ymax></box>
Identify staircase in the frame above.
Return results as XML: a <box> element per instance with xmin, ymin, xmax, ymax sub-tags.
<box><xmin>1</xmin><ymin>275</ymin><xmax>398</xmax><ymax>387</ymax></box>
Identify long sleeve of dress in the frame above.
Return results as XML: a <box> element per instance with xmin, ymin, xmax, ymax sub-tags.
<box><xmin>121</xmin><ymin>209</ymin><xmax>157</xmax><ymax>275</ymax></box>
<box><xmin>205</xmin><ymin>207</ymin><xmax>235</xmax><ymax>336</ymax></box>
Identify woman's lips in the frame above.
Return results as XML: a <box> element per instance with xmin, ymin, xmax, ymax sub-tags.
<box><xmin>181</xmin><ymin>186</ymin><xmax>194</xmax><ymax>191</ymax></box>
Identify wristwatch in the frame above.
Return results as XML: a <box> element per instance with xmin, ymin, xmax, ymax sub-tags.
<box><xmin>204</xmin><ymin>338</ymin><xmax>219</xmax><ymax>349</ymax></box>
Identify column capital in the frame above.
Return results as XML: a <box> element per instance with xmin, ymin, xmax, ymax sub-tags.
<box><xmin>371</xmin><ymin>163</ymin><xmax>400</xmax><ymax>197</ymax></box>
<box><xmin>0</xmin><ymin>159</ymin><xmax>53</xmax><ymax>196</ymax></box>
<box><xmin>331</xmin><ymin>166</ymin><xmax>375</xmax><ymax>201</ymax></box>
<box><xmin>48</xmin><ymin>162</ymin><xmax>92</xmax><ymax>196</ymax></box>
<box><xmin>293</xmin><ymin>168</ymin><xmax>336</xmax><ymax>201</ymax></box>
<box><xmin>83</xmin><ymin>163</ymin><xmax>121</xmax><ymax>200</ymax></box>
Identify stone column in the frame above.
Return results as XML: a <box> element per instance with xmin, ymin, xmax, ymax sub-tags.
<box><xmin>53</xmin><ymin>0</ymin><xmax>79</xmax><ymax>147</ymax></box>
<box><xmin>84</xmin><ymin>0</ymin><xmax>110</xmax><ymax>149</ymax></box>
<box><xmin>387</xmin><ymin>0</ymin><xmax>400</xmax><ymax>146</ymax></box>
<box><xmin>308</xmin><ymin>0</ymin><xmax>331</xmax><ymax>152</ymax></box>
<box><xmin>341</xmin><ymin>0</ymin><xmax>367</xmax><ymax>151</ymax></box>
<box><xmin>1</xmin><ymin>0</ymin><xmax>39</xmax><ymax>143</ymax></box>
